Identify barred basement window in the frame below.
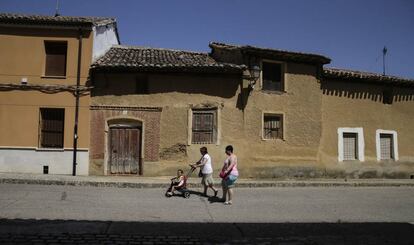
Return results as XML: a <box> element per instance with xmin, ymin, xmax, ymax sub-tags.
<box><xmin>39</xmin><ymin>108</ymin><xmax>65</xmax><ymax>148</ymax></box>
<box><xmin>343</xmin><ymin>133</ymin><xmax>358</xmax><ymax>161</ymax></box>
<box><xmin>192</xmin><ymin>110</ymin><xmax>217</xmax><ymax>144</ymax></box>
<box><xmin>44</xmin><ymin>41</ymin><xmax>67</xmax><ymax>77</ymax></box>
<box><xmin>262</xmin><ymin>61</ymin><xmax>284</xmax><ymax>91</ymax></box>
<box><xmin>263</xmin><ymin>114</ymin><xmax>283</xmax><ymax>139</ymax></box>
<box><xmin>379</xmin><ymin>133</ymin><xmax>394</xmax><ymax>160</ymax></box>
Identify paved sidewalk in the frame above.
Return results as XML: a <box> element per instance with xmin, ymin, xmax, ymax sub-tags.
<box><xmin>0</xmin><ymin>172</ymin><xmax>413</xmax><ymax>188</ymax></box>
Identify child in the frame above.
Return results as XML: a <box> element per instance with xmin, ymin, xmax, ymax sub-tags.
<box><xmin>166</xmin><ymin>169</ymin><xmax>185</xmax><ymax>196</ymax></box>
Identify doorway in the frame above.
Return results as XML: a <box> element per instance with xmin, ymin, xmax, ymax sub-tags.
<box><xmin>108</xmin><ymin>125</ymin><xmax>142</xmax><ymax>175</ymax></box>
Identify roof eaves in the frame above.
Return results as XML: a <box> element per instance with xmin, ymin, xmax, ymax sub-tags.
<box><xmin>323</xmin><ymin>68</ymin><xmax>414</xmax><ymax>86</ymax></box>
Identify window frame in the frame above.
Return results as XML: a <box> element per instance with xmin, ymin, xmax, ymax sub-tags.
<box><xmin>43</xmin><ymin>41</ymin><xmax>68</xmax><ymax>78</ymax></box>
<box><xmin>38</xmin><ymin>108</ymin><xmax>65</xmax><ymax>149</ymax></box>
<box><xmin>337</xmin><ymin>127</ymin><xmax>365</xmax><ymax>162</ymax></box>
<box><xmin>262</xmin><ymin>112</ymin><xmax>284</xmax><ymax>140</ymax></box>
<box><xmin>376</xmin><ymin>129</ymin><xmax>398</xmax><ymax>161</ymax></box>
<box><xmin>260</xmin><ymin>59</ymin><xmax>286</xmax><ymax>92</ymax></box>
<box><xmin>190</xmin><ymin>108</ymin><xmax>218</xmax><ymax>145</ymax></box>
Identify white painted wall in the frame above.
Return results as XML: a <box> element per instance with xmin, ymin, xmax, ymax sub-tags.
<box><xmin>92</xmin><ymin>24</ymin><xmax>119</xmax><ymax>62</ymax></box>
<box><xmin>0</xmin><ymin>148</ymin><xmax>89</xmax><ymax>175</ymax></box>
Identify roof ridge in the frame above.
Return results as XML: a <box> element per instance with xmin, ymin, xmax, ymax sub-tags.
<box><xmin>112</xmin><ymin>45</ymin><xmax>208</xmax><ymax>55</ymax></box>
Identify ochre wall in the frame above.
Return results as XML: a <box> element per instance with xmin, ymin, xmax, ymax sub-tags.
<box><xmin>319</xmin><ymin>79</ymin><xmax>414</xmax><ymax>178</ymax></box>
<box><xmin>0</xmin><ymin>27</ymin><xmax>93</xmax><ymax>149</ymax></box>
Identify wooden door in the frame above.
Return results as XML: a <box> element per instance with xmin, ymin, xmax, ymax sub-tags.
<box><xmin>109</xmin><ymin>127</ymin><xmax>141</xmax><ymax>174</ymax></box>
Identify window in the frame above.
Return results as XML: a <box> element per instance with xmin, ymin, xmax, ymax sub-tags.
<box><xmin>380</xmin><ymin>134</ymin><xmax>393</xmax><ymax>160</ymax></box>
<box><xmin>262</xmin><ymin>61</ymin><xmax>283</xmax><ymax>91</ymax></box>
<box><xmin>343</xmin><ymin>133</ymin><xmax>358</xmax><ymax>160</ymax></box>
<box><xmin>39</xmin><ymin>108</ymin><xmax>65</xmax><ymax>148</ymax></box>
<box><xmin>337</xmin><ymin>127</ymin><xmax>364</xmax><ymax>162</ymax></box>
<box><xmin>376</xmin><ymin>130</ymin><xmax>398</xmax><ymax>161</ymax></box>
<box><xmin>44</xmin><ymin>41</ymin><xmax>67</xmax><ymax>77</ymax></box>
<box><xmin>192</xmin><ymin>109</ymin><xmax>217</xmax><ymax>144</ymax></box>
<box><xmin>263</xmin><ymin>114</ymin><xmax>283</xmax><ymax>139</ymax></box>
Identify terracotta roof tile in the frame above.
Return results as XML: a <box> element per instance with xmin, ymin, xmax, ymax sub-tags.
<box><xmin>210</xmin><ymin>42</ymin><xmax>331</xmax><ymax>64</ymax></box>
<box><xmin>91</xmin><ymin>45</ymin><xmax>245</xmax><ymax>73</ymax></box>
<box><xmin>0</xmin><ymin>13</ymin><xmax>116</xmax><ymax>27</ymax></box>
<box><xmin>324</xmin><ymin>67</ymin><xmax>414</xmax><ymax>85</ymax></box>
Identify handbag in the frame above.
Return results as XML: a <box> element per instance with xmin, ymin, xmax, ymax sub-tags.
<box><xmin>219</xmin><ymin>169</ymin><xmax>228</xmax><ymax>179</ymax></box>
<box><xmin>198</xmin><ymin>168</ymin><xmax>203</xmax><ymax>177</ymax></box>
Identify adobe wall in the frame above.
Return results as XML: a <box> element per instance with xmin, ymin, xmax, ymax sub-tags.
<box><xmin>91</xmin><ymin>64</ymin><xmax>323</xmax><ymax>177</ymax></box>
<box><xmin>319</xmin><ymin>79</ymin><xmax>414</xmax><ymax>178</ymax></box>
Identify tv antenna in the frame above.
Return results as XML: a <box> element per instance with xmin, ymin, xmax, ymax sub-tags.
<box><xmin>382</xmin><ymin>46</ymin><xmax>387</xmax><ymax>75</ymax></box>
<box><xmin>54</xmin><ymin>0</ymin><xmax>60</xmax><ymax>17</ymax></box>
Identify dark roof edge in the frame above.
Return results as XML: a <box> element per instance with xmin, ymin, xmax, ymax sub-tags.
<box><xmin>323</xmin><ymin>67</ymin><xmax>414</xmax><ymax>85</ymax></box>
<box><xmin>209</xmin><ymin>42</ymin><xmax>331</xmax><ymax>64</ymax></box>
<box><xmin>0</xmin><ymin>13</ymin><xmax>116</xmax><ymax>28</ymax></box>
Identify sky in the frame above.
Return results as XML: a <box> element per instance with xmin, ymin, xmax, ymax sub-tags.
<box><xmin>1</xmin><ymin>0</ymin><xmax>413</xmax><ymax>78</ymax></box>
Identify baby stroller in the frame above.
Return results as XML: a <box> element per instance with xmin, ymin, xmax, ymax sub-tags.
<box><xmin>165</xmin><ymin>167</ymin><xmax>195</xmax><ymax>198</ymax></box>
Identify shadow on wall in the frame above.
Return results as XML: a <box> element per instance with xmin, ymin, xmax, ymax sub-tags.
<box><xmin>92</xmin><ymin>73</ymin><xmax>241</xmax><ymax>99</ymax></box>
<box><xmin>0</xmin><ymin>219</ymin><xmax>413</xmax><ymax>244</ymax></box>
<box><xmin>321</xmin><ymin>79</ymin><xmax>414</xmax><ymax>103</ymax></box>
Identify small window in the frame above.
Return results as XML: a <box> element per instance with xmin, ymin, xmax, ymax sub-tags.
<box><xmin>263</xmin><ymin>114</ymin><xmax>283</xmax><ymax>139</ymax></box>
<box><xmin>192</xmin><ymin>110</ymin><xmax>217</xmax><ymax>144</ymax></box>
<box><xmin>343</xmin><ymin>133</ymin><xmax>358</xmax><ymax>161</ymax></box>
<box><xmin>379</xmin><ymin>133</ymin><xmax>394</xmax><ymax>160</ymax></box>
<box><xmin>39</xmin><ymin>108</ymin><xmax>65</xmax><ymax>148</ymax></box>
<box><xmin>262</xmin><ymin>61</ymin><xmax>283</xmax><ymax>91</ymax></box>
<box><xmin>44</xmin><ymin>41</ymin><xmax>67</xmax><ymax>77</ymax></box>
<box><xmin>376</xmin><ymin>130</ymin><xmax>398</xmax><ymax>161</ymax></box>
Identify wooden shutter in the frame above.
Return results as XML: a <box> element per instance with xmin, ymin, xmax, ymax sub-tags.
<box><xmin>192</xmin><ymin>111</ymin><xmax>215</xmax><ymax>144</ymax></box>
<box><xmin>40</xmin><ymin>108</ymin><xmax>65</xmax><ymax>148</ymax></box>
<box><xmin>45</xmin><ymin>42</ymin><xmax>67</xmax><ymax>76</ymax></box>
<box><xmin>262</xmin><ymin>62</ymin><xmax>283</xmax><ymax>91</ymax></box>
<box><xmin>343</xmin><ymin>133</ymin><xmax>358</xmax><ymax>160</ymax></box>
<box><xmin>380</xmin><ymin>134</ymin><xmax>393</xmax><ymax>160</ymax></box>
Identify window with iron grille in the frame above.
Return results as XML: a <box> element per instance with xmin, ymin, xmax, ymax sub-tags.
<box><xmin>343</xmin><ymin>133</ymin><xmax>358</xmax><ymax>160</ymax></box>
<box><xmin>262</xmin><ymin>61</ymin><xmax>284</xmax><ymax>91</ymax></box>
<box><xmin>192</xmin><ymin>110</ymin><xmax>217</xmax><ymax>144</ymax></box>
<box><xmin>263</xmin><ymin>114</ymin><xmax>283</xmax><ymax>139</ymax></box>
<box><xmin>380</xmin><ymin>133</ymin><xmax>394</xmax><ymax>160</ymax></box>
<box><xmin>44</xmin><ymin>41</ymin><xmax>67</xmax><ymax>77</ymax></box>
<box><xmin>39</xmin><ymin>108</ymin><xmax>65</xmax><ymax>148</ymax></box>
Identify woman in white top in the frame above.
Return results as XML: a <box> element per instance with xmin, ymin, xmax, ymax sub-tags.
<box><xmin>190</xmin><ymin>147</ymin><xmax>218</xmax><ymax>197</ymax></box>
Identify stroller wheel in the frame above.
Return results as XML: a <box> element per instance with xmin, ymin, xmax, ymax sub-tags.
<box><xmin>183</xmin><ymin>191</ymin><xmax>190</xmax><ymax>198</ymax></box>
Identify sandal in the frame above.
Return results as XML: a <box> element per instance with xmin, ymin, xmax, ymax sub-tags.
<box><xmin>224</xmin><ymin>201</ymin><xmax>232</xmax><ymax>205</ymax></box>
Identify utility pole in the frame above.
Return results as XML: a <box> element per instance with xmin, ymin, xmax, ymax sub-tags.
<box><xmin>382</xmin><ymin>46</ymin><xmax>387</xmax><ymax>75</ymax></box>
<box><xmin>73</xmin><ymin>29</ymin><xmax>83</xmax><ymax>176</ymax></box>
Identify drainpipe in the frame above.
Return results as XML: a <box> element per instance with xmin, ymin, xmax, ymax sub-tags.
<box><xmin>73</xmin><ymin>28</ymin><xmax>83</xmax><ymax>176</ymax></box>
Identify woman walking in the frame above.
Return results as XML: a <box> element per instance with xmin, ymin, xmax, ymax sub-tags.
<box><xmin>190</xmin><ymin>147</ymin><xmax>218</xmax><ymax>197</ymax></box>
<box><xmin>220</xmin><ymin>145</ymin><xmax>239</xmax><ymax>205</ymax></box>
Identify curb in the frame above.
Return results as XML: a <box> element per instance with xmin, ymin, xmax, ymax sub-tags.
<box><xmin>1</xmin><ymin>178</ymin><xmax>414</xmax><ymax>188</ymax></box>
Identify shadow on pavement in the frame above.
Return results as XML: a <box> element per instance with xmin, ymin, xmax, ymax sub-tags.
<box><xmin>0</xmin><ymin>219</ymin><xmax>413</xmax><ymax>244</ymax></box>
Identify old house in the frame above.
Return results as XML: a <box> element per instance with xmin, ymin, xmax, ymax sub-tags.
<box><xmin>89</xmin><ymin>42</ymin><xmax>414</xmax><ymax>178</ymax></box>
<box><xmin>0</xmin><ymin>13</ymin><xmax>119</xmax><ymax>175</ymax></box>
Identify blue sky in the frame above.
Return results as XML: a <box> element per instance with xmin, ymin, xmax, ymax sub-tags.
<box><xmin>1</xmin><ymin>0</ymin><xmax>413</xmax><ymax>78</ymax></box>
